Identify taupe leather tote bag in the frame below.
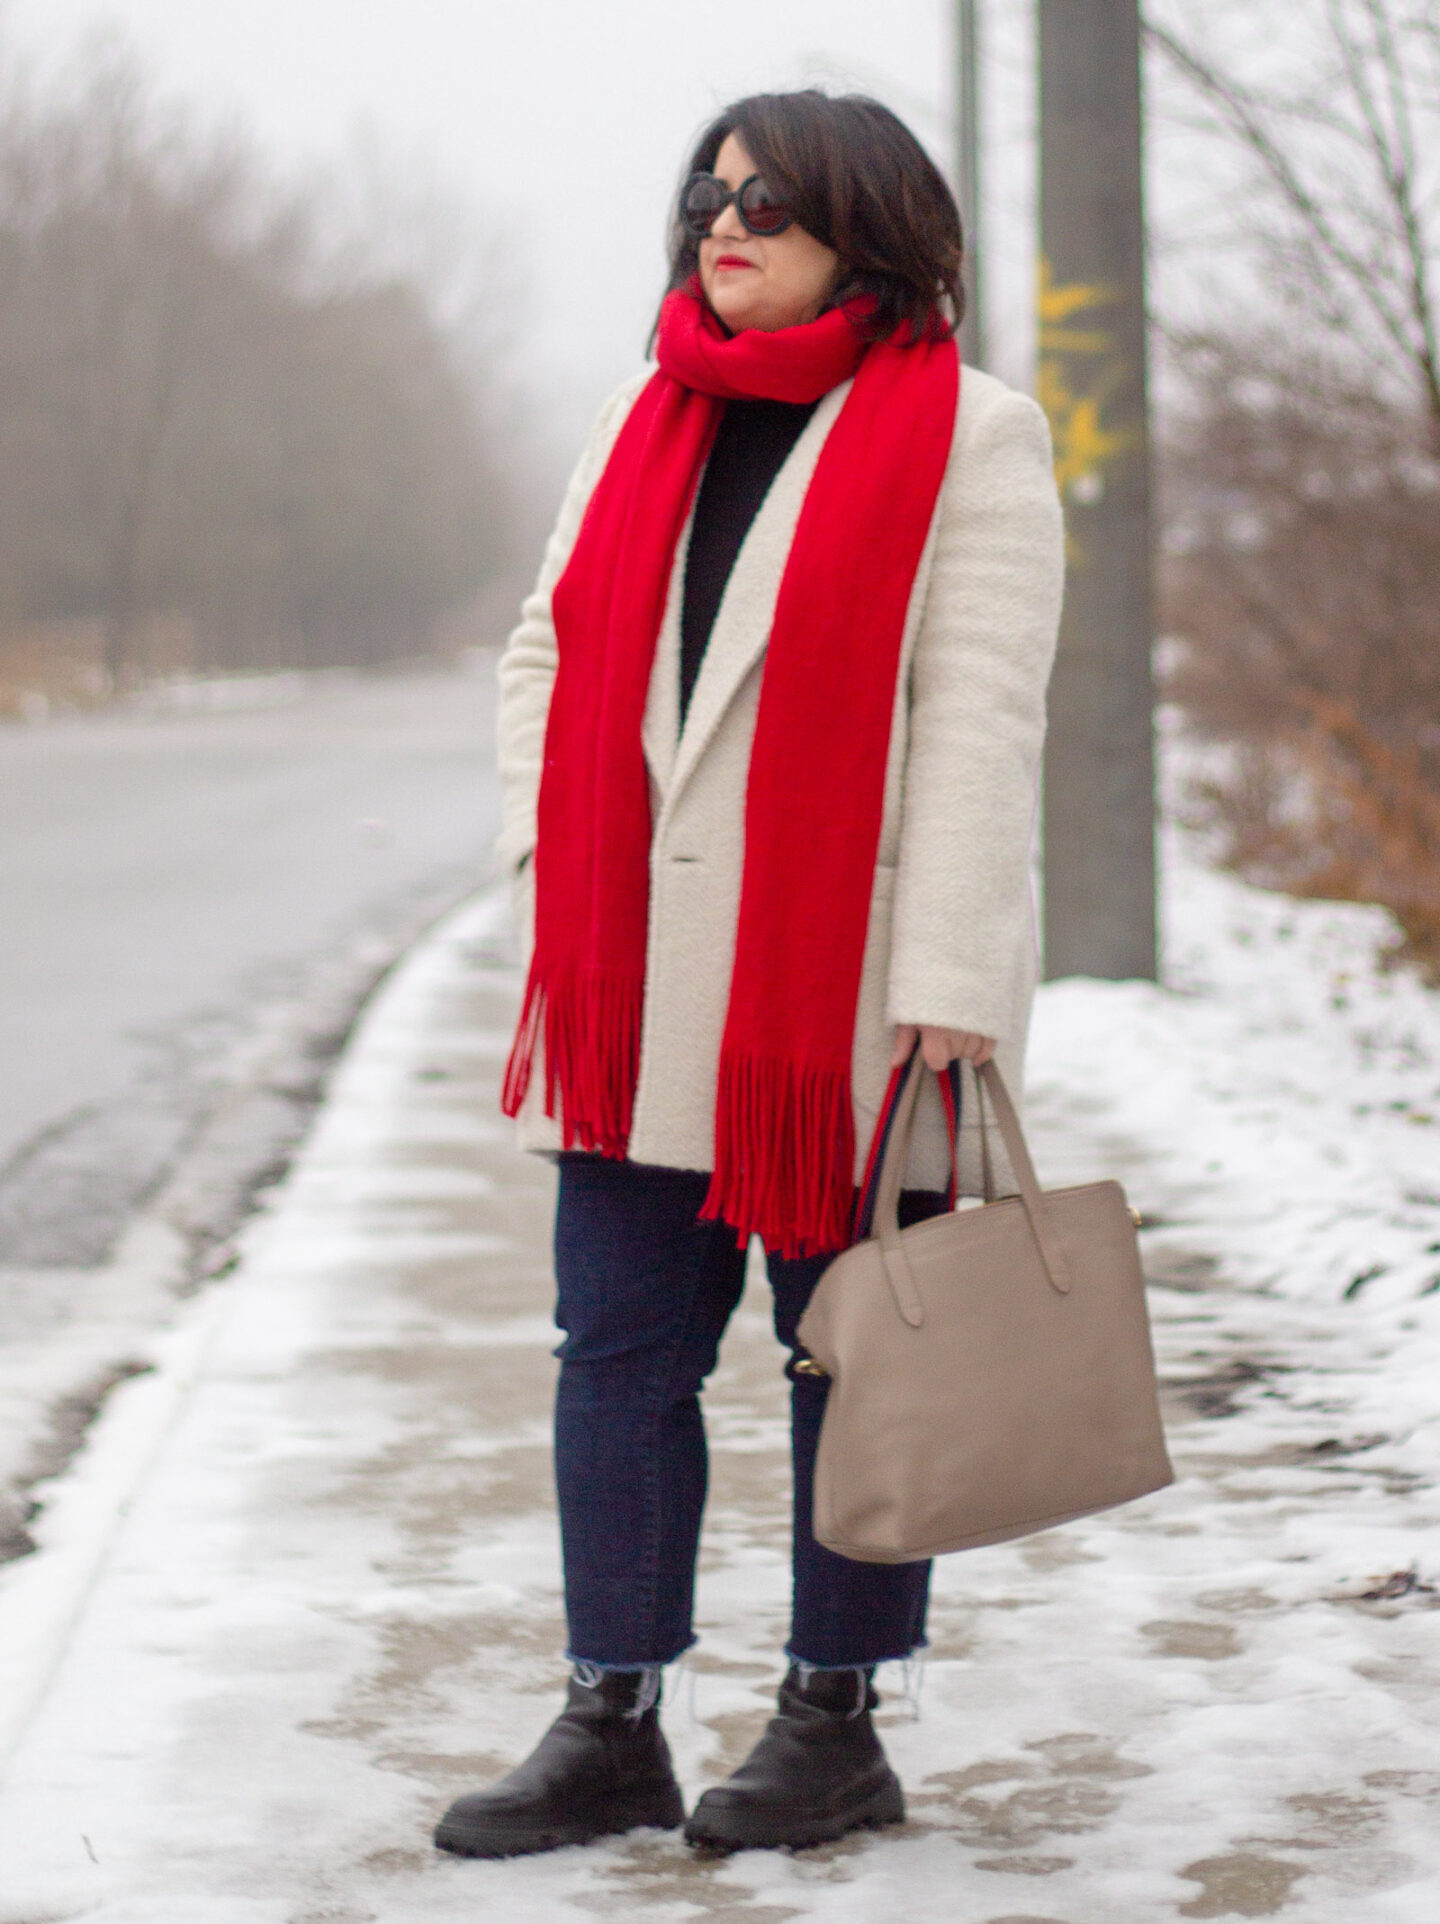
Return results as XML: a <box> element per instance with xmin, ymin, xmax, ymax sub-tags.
<box><xmin>796</xmin><ymin>1053</ymin><xmax>1173</xmax><ymax>1562</ymax></box>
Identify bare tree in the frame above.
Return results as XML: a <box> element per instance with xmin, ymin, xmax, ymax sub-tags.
<box><xmin>1147</xmin><ymin>1</ymin><xmax>1440</xmax><ymax>977</ymax></box>
<box><xmin>1148</xmin><ymin>0</ymin><xmax>1440</xmax><ymax>444</ymax></box>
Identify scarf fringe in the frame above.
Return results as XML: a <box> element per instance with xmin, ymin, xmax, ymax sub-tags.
<box><xmin>500</xmin><ymin>964</ymin><xmax>544</xmax><ymax>1118</ymax></box>
<box><xmin>700</xmin><ymin>1049</ymin><xmax>856</xmax><ymax>1260</ymax></box>
<box><xmin>501</xmin><ymin>961</ymin><xmax>643</xmax><ymax>1160</ymax></box>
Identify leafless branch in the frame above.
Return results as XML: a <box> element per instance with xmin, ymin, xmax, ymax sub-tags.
<box><xmin>1145</xmin><ymin>4</ymin><xmax>1440</xmax><ymax>443</ymax></box>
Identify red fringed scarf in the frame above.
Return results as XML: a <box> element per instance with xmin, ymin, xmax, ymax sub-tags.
<box><xmin>503</xmin><ymin>287</ymin><xmax>959</xmax><ymax>1256</ymax></box>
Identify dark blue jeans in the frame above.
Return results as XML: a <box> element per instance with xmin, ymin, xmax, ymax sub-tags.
<box><xmin>552</xmin><ymin>1153</ymin><xmax>942</xmax><ymax>1670</ymax></box>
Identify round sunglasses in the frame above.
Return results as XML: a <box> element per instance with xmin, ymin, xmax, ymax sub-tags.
<box><xmin>680</xmin><ymin>172</ymin><xmax>794</xmax><ymax>240</ymax></box>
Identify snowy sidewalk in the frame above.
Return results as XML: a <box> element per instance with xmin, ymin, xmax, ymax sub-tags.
<box><xmin>0</xmin><ymin>859</ymin><xmax>1438</xmax><ymax>1923</ymax></box>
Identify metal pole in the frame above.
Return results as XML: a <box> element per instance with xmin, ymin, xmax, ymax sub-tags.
<box><xmin>956</xmin><ymin>0</ymin><xmax>983</xmax><ymax>366</ymax></box>
<box><xmin>1037</xmin><ymin>0</ymin><xmax>1156</xmax><ymax>980</ymax></box>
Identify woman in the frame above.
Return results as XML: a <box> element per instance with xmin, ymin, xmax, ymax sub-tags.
<box><xmin>436</xmin><ymin>90</ymin><xmax>1063</xmax><ymax>1860</ymax></box>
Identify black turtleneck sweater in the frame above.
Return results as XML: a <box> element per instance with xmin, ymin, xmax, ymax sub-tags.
<box><xmin>679</xmin><ymin>397</ymin><xmax>818</xmax><ymax>725</ymax></box>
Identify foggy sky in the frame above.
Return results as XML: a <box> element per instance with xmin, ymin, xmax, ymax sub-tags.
<box><xmin>7</xmin><ymin>0</ymin><xmax>1012</xmax><ymax>451</ymax></box>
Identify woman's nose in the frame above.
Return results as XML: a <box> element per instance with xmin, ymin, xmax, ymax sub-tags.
<box><xmin>709</xmin><ymin>199</ymin><xmax>748</xmax><ymax>243</ymax></box>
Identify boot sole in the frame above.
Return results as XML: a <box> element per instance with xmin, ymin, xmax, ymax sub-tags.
<box><xmin>683</xmin><ymin>1772</ymin><xmax>904</xmax><ymax>1854</ymax></box>
<box><xmin>435</xmin><ymin>1782</ymin><xmax>686</xmax><ymax>1859</ymax></box>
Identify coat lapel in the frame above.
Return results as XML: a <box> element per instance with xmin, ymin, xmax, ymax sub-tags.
<box><xmin>653</xmin><ymin>379</ymin><xmax>852</xmax><ymax>823</ymax></box>
<box><xmin>641</xmin><ymin>513</ymin><xmax>685</xmax><ymax>795</ymax></box>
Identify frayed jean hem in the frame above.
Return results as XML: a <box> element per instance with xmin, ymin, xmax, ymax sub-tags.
<box><xmin>783</xmin><ymin>1636</ymin><xmax>929</xmax><ymax>1671</ymax></box>
<box><xmin>564</xmin><ymin>1636</ymin><xmax>696</xmax><ymax>1673</ymax></box>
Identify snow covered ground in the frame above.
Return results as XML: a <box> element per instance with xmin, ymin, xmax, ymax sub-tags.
<box><xmin>0</xmin><ymin>804</ymin><xmax>1436</xmax><ymax>1922</ymax></box>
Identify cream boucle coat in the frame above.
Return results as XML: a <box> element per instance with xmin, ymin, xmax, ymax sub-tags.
<box><xmin>497</xmin><ymin>362</ymin><xmax>1064</xmax><ymax>1196</ymax></box>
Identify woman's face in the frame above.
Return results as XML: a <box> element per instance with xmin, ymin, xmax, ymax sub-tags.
<box><xmin>697</xmin><ymin>133</ymin><xmax>842</xmax><ymax>333</ymax></box>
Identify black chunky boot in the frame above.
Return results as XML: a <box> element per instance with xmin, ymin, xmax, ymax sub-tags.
<box><xmin>684</xmin><ymin>1663</ymin><xmax>904</xmax><ymax>1852</ymax></box>
<box><xmin>434</xmin><ymin>1668</ymin><xmax>685</xmax><ymax>1858</ymax></box>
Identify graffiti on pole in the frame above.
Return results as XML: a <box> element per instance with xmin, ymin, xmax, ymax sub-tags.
<box><xmin>1036</xmin><ymin>258</ymin><xmax>1136</xmax><ymax>561</ymax></box>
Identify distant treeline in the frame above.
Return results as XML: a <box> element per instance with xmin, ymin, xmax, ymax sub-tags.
<box><xmin>0</xmin><ymin>41</ymin><xmax>513</xmax><ymax>691</ymax></box>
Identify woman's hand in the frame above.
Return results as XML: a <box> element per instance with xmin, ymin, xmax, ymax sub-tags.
<box><xmin>891</xmin><ymin>1023</ymin><xmax>996</xmax><ymax>1070</ymax></box>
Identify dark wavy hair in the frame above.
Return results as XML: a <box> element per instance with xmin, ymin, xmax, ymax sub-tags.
<box><xmin>659</xmin><ymin>90</ymin><xmax>964</xmax><ymax>345</ymax></box>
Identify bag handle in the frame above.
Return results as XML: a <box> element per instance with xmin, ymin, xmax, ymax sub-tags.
<box><xmin>852</xmin><ymin>1049</ymin><xmax>961</xmax><ymax>1242</ymax></box>
<box><xmin>871</xmin><ymin>1053</ymin><xmax>1073</xmax><ymax>1316</ymax></box>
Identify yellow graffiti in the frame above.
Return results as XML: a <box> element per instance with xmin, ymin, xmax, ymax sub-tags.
<box><xmin>1037</xmin><ymin>259</ymin><xmax>1135</xmax><ymax>529</ymax></box>
<box><xmin>1038</xmin><ymin>271</ymin><xmax>1110</xmax><ymax>325</ymax></box>
<box><xmin>1038</xmin><ymin>374</ymin><xmax>1131</xmax><ymax>499</ymax></box>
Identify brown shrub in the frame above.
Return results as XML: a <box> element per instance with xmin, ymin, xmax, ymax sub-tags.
<box><xmin>1161</xmin><ymin>341</ymin><xmax>1440</xmax><ymax>978</ymax></box>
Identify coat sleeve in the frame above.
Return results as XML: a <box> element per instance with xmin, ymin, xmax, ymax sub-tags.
<box><xmin>886</xmin><ymin>385</ymin><xmax>1065</xmax><ymax>1041</ymax></box>
<box><xmin>495</xmin><ymin>372</ymin><xmax>651</xmax><ymax>879</ymax></box>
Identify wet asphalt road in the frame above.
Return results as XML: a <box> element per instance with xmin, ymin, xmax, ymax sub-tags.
<box><xmin>0</xmin><ymin>663</ymin><xmax>499</xmax><ymax>1268</ymax></box>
